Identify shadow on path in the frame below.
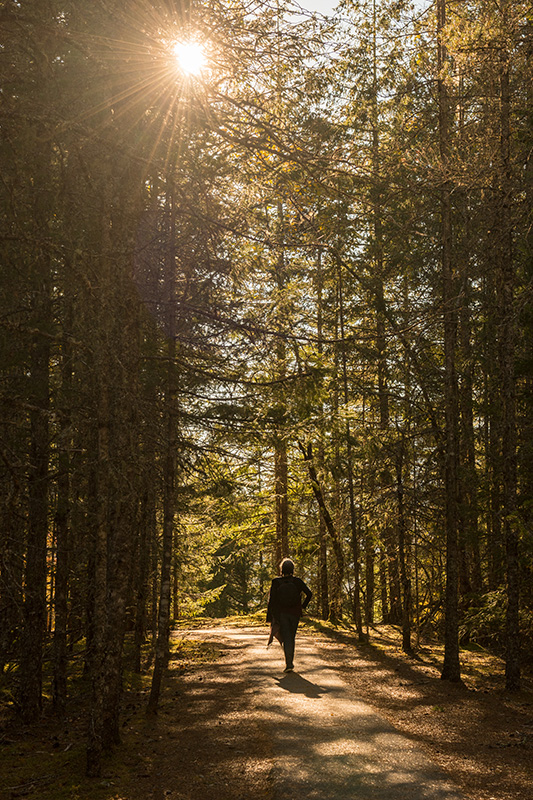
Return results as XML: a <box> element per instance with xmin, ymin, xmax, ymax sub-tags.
<box><xmin>186</xmin><ymin>627</ymin><xmax>464</xmax><ymax>800</ymax></box>
<box><xmin>275</xmin><ymin>673</ymin><xmax>327</xmax><ymax>699</ymax></box>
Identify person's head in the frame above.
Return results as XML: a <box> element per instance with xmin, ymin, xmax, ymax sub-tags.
<box><xmin>280</xmin><ymin>558</ymin><xmax>295</xmax><ymax>576</ymax></box>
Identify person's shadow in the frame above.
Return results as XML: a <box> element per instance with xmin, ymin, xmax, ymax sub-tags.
<box><xmin>275</xmin><ymin>673</ymin><xmax>327</xmax><ymax>699</ymax></box>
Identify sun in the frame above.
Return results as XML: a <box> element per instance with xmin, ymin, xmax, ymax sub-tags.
<box><xmin>172</xmin><ymin>41</ymin><xmax>206</xmax><ymax>76</ymax></box>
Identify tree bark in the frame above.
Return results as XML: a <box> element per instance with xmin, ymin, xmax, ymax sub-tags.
<box><xmin>317</xmin><ymin>443</ymin><xmax>330</xmax><ymax>620</ymax></box>
<box><xmin>337</xmin><ymin>264</ymin><xmax>364</xmax><ymax>637</ymax></box>
<box><xmin>52</xmin><ymin>313</ymin><xmax>73</xmax><ymax>715</ymax></box>
<box><xmin>19</xmin><ymin>292</ymin><xmax>51</xmax><ymax>722</ymax></box>
<box><xmin>148</xmin><ymin>183</ymin><xmax>178</xmax><ymax>714</ymax></box>
<box><xmin>458</xmin><ymin>310</ymin><xmax>483</xmax><ymax>597</ymax></box>
<box><xmin>385</xmin><ymin>527</ymin><xmax>402</xmax><ymax>626</ymax></box>
<box><xmin>372</xmin><ymin>0</ymin><xmax>389</xmax><ymax>434</ymax></box>
<box><xmin>299</xmin><ymin>441</ymin><xmax>344</xmax><ymax>619</ymax></box>
<box><xmin>86</xmin><ymin>377</ymin><xmax>110</xmax><ymax>777</ymax></box>
<box><xmin>396</xmin><ymin>444</ymin><xmax>412</xmax><ymax>653</ymax></box>
<box><xmin>318</xmin><ymin>514</ymin><xmax>330</xmax><ymax>620</ymax></box>
<box><xmin>315</xmin><ymin>251</ymin><xmax>329</xmax><ymax>620</ymax></box>
<box><xmin>437</xmin><ymin>0</ymin><xmax>461</xmax><ymax>683</ymax></box>
<box><xmin>274</xmin><ymin>440</ymin><xmax>289</xmax><ymax>564</ymax></box>
<box><xmin>134</xmin><ymin>486</ymin><xmax>154</xmax><ymax>674</ymax></box>
<box><xmin>365</xmin><ymin>527</ymin><xmax>375</xmax><ymax>626</ymax></box>
<box><xmin>18</xmin><ymin>135</ymin><xmax>52</xmax><ymax>722</ymax></box>
<box><xmin>86</xmin><ymin>179</ymin><xmax>113</xmax><ymax>777</ymax></box>
<box><xmin>497</xmin><ymin>49</ymin><xmax>520</xmax><ymax>692</ymax></box>
<box><xmin>379</xmin><ymin>548</ymin><xmax>389</xmax><ymax>622</ymax></box>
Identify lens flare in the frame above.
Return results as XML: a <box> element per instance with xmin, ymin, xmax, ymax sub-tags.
<box><xmin>172</xmin><ymin>41</ymin><xmax>206</xmax><ymax>76</ymax></box>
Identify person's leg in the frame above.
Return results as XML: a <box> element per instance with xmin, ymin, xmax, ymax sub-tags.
<box><xmin>279</xmin><ymin>612</ymin><xmax>299</xmax><ymax>670</ymax></box>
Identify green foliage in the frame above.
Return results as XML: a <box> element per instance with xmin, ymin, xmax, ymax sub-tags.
<box><xmin>459</xmin><ymin>591</ymin><xmax>507</xmax><ymax>648</ymax></box>
<box><xmin>460</xmin><ymin>590</ymin><xmax>533</xmax><ymax>660</ymax></box>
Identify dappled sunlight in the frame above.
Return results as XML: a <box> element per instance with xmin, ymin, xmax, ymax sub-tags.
<box><xmin>200</xmin><ymin>626</ymin><xmax>464</xmax><ymax>800</ymax></box>
<box><xmin>314</xmin><ymin>736</ymin><xmax>375</xmax><ymax>756</ymax></box>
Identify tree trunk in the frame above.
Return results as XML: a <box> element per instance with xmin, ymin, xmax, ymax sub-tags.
<box><xmin>18</xmin><ymin>139</ymin><xmax>52</xmax><ymax>722</ymax></box>
<box><xmin>317</xmin><ymin>442</ymin><xmax>330</xmax><ymax>620</ymax></box>
<box><xmin>272</xmin><ymin>193</ymin><xmax>290</xmax><ymax>567</ymax></box>
<box><xmin>85</xmin><ymin>378</ymin><xmax>110</xmax><ymax>777</ymax></box>
<box><xmin>274</xmin><ymin>440</ymin><xmax>289</xmax><ymax>564</ymax></box>
<box><xmin>0</xmin><ymin>445</ymin><xmax>24</xmax><ymax>673</ymax></box>
<box><xmin>86</xmin><ymin>182</ymin><xmax>113</xmax><ymax>777</ymax></box>
<box><xmin>365</xmin><ymin>527</ymin><xmax>375</xmax><ymax>626</ymax></box>
<box><xmin>134</xmin><ymin>487</ymin><xmax>153</xmax><ymax>674</ymax></box>
<box><xmin>485</xmin><ymin>331</ymin><xmax>504</xmax><ymax>591</ymax></box>
<box><xmin>52</xmin><ymin>314</ymin><xmax>73</xmax><ymax>715</ymax></box>
<box><xmin>372</xmin><ymin>0</ymin><xmax>389</xmax><ymax>433</ymax></box>
<box><xmin>497</xmin><ymin>50</ymin><xmax>520</xmax><ymax>692</ymax></box>
<box><xmin>102</xmin><ymin>499</ymin><xmax>137</xmax><ymax>746</ymax></box>
<box><xmin>148</xmin><ymin>183</ymin><xmax>178</xmax><ymax>714</ymax></box>
<box><xmin>457</xmin><ymin>194</ymin><xmax>483</xmax><ymax>598</ymax></box>
<box><xmin>379</xmin><ymin>548</ymin><xmax>389</xmax><ymax>623</ymax></box>
<box><xmin>386</xmin><ymin>528</ymin><xmax>402</xmax><ymax>626</ymax></box>
<box><xmin>147</xmin><ymin>451</ymin><xmax>174</xmax><ymax>713</ymax></box>
<box><xmin>396</xmin><ymin>444</ymin><xmax>412</xmax><ymax>653</ymax></box>
<box><xmin>315</xmin><ymin>251</ymin><xmax>329</xmax><ymax>620</ymax></box>
<box><xmin>299</xmin><ymin>441</ymin><xmax>343</xmax><ymax>619</ymax></box>
<box><xmin>337</xmin><ymin>264</ymin><xmax>364</xmax><ymax>637</ymax></box>
<box><xmin>19</xmin><ymin>300</ymin><xmax>50</xmax><ymax>722</ymax></box>
<box><xmin>438</xmin><ymin>0</ymin><xmax>461</xmax><ymax>683</ymax></box>
<box><xmin>318</xmin><ymin>514</ymin><xmax>330</xmax><ymax>620</ymax></box>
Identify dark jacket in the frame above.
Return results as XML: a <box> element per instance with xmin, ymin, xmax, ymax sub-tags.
<box><xmin>266</xmin><ymin>575</ymin><xmax>312</xmax><ymax>622</ymax></box>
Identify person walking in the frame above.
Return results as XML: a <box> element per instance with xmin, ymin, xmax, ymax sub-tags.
<box><xmin>266</xmin><ymin>558</ymin><xmax>312</xmax><ymax>672</ymax></box>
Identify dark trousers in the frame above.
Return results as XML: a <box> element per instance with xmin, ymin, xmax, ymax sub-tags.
<box><xmin>279</xmin><ymin>612</ymin><xmax>299</xmax><ymax>668</ymax></box>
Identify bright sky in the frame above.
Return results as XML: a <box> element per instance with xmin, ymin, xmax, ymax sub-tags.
<box><xmin>299</xmin><ymin>0</ymin><xmax>338</xmax><ymax>14</ymax></box>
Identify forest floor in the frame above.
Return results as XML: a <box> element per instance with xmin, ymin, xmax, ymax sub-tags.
<box><xmin>0</xmin><ymin>618</ymin><xmax>532</xmax><ymax>800</ymax></box>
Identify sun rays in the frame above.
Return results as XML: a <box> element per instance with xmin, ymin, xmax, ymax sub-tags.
<box><xmin>172</xmin><ymin>40</ymin><xmax>207</xmax><ymax>76</ymax></box>
<box><xmin>67</xmin><ymin>2</ymin><xmax>211</xmax><ymax>176</ymax></box>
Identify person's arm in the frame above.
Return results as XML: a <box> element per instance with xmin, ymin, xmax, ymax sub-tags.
<box><xmin>266</xmin><ymin>579</ymin><xmax>277</xmax><ymax>622</ymax></box>
<box><xmin>299</xmin><ymin>579</ymin><xmax>313</xmax><ymax>611</ymax></box>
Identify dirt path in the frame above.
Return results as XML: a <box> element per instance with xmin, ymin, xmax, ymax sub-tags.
<box><xmin>140</xmin><ymin>623</ymin><xmax>531</xmax><ymax>800</ymax></box>
<box><xmin>120</xmin><ymin>628</ymin><xmax>273</xmax><ymax>800</ymax></box>
<box><xmin>182</xmin><ymin>626</ymin><xmax>463</xmax><ymax>800</ymax></box>
<box><xmin>313</xmin><ymin>626</ymin><xmax>533</xmax><ymax>800</ymax></box>
<box><xmin>3</xmin><ymin>622</ymin><xmax>531</xmax><ymax>800</ymax></box>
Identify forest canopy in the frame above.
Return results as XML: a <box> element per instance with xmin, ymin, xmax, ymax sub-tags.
<box><xmin>0</xmin><ymin>0</ymin><xmax>532</xmax><ymax>777</ymax></box>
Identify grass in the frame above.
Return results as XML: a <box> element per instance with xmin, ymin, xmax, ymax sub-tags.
<box><xmin>173</xmin><ymin>609</ymin><xmax>267</xmax><ymax>629</ymax></box>
<box><xmin>169</xmin><ymin>637</ymin><xmax>222</xmax><ymax>664</ymax></box>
